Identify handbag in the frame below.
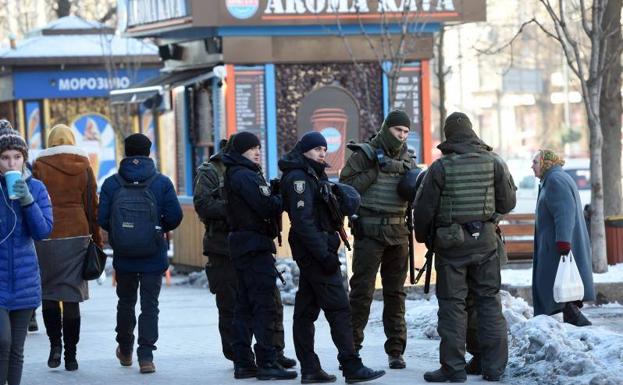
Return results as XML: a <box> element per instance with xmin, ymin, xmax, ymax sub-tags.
<box><xmin>553</xmin><ymin>250</ymin><xmax>585</xmax><ymax>303</ymax></box>
<box><xmin>82</xmin><ymin>170</ymin><xmax>107</xmax><ymax>280</ymax></box>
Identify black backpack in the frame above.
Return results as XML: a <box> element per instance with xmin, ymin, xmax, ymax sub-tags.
<box><xmin>109</xmin><ymin>173</ymin><xmax>162</xmax><ymax>258</ymax></box>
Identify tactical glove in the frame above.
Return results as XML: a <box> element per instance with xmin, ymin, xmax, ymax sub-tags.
<box><xmin>13</xmin><ymin>179</ymin><xmax>34</xmax><ymax>206</ymax></box>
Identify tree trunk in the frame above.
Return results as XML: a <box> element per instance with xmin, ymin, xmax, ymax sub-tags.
<box><xmin>436</xmin><ymin>26</ymin><xmax>446</xmax><ymax>142</ymax></box>
<box><xmin>600</xmin><ymin>0</ymin><xmax>622</xmax><ymax>217</ymax></box>
<box><xmin>587</xmin><ymin>88</ymin><xmax>608</xmax><ymax>273</ymax></box>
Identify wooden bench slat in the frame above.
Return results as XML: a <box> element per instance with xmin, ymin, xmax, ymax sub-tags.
<box><xmin>501</xmin><ymin>224</ymin><xmax>534</xmax><ymax>236</ymax></box>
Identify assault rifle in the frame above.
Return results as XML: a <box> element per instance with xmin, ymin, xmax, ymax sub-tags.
<box><xmin>413</xmin><ymin>223</ymin><xmax>434</xmax><ymax>294</ymax></box>
<box><xmin>319</xmin><ymin>182</ymin><xmax>352</xmax><ymax>251</ymax></box>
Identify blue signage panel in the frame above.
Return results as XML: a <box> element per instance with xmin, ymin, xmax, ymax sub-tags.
<box><xmin>13</xmin><ymin>68</ymin><xmax>160</xmax><ymax>99</ymax></box>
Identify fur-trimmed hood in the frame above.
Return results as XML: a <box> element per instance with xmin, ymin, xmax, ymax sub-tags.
<box><xmin>34</xmin><ymin>145</ymin><xmax>90</xmax><ymax>176</ymax></box>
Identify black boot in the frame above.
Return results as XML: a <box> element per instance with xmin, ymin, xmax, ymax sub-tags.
<box><xmin>423</xmin><ymin>368</ymin><xmax>466</xmax><ymax>383</ymax></box>
<box><xmin>63</xmin><ymin>317</ymin><xmax>80</xmax><ymax>371</ymax></box>
<box><xmin>276</xmin><ymin>350</ymin><xmax>297</xmax><ymax>368</ymax></box>
<box><xmin>563</xmin><ymin>302</ymin><xmax>592</xmax><ymax>327</ymax></box>
<box><xmin>28</xmin><ymin>310</ymin><xmax>39</xmax><ymax>332</ymax></box>
<box><xmin>42</xmin><ymin>305</ymin><xmax>62</xmax><ymax>368</ymax></box>
<box><xmin>344</xmin><ymin>366</ymin><xmax>386</xmax><ymax>384</ymax></box>
<box><xmin>465</xmin><ymin>356</ymin><xmax>482</xmax><ymax>375</ymax></box>
<box><xmin>234</xmin><ymin>363</ymin><xmax>258</xmax><ymax>379</ymax></box>
<box><xmin>388</xmin><ymin>354</ymin><xmax>406</xmax><ymax>369</ymax></box>
<box><xmin>301</xmin><ymin>369</ymin><xmax>337</xmax><ymax>384</ymax></box>
<box><xmin>256</xmin><ymin>361</ymin><xmax>298</xmax><ymax>380</ymax></box>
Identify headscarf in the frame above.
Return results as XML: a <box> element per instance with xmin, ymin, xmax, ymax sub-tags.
<box><xmin>537</xmin><ymin>149</ymin><xmax>565</xmax><ymax>176</ymax></box>
<box><xmin>47</xmin><ymin>124</ymin><xmax>76</xmax><ymax>147</ymax></box>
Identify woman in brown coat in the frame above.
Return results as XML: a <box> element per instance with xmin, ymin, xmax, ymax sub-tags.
<box><xmin>33</xmin><ymin>124</ymin><xmax>102</xmax><ymax>371</ymax></box>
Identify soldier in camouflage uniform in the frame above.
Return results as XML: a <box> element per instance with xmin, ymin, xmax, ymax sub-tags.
<box><xmin>192</xmin><ymin>137</ymin><xmax>295</xmax><ymax>372</ymax></box>
<box><xmin>413</xmin><ymin>112</ymin><xmax>516</xmax><ymax>382</ymax></box>
<box><xmin>339</xmin><ymin>110</ymin><xmax>416</xmax><ymax>369</ymax></box>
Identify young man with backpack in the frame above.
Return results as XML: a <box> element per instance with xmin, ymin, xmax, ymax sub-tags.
<box><xmin>98</xmin><ymin>133</ymin><xmax>183</xmax><ymax>374</ymax></box>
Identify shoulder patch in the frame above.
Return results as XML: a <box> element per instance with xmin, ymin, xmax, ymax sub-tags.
<box><xmin>293</xmin><ymin>180</ymin><xmax>306</xmax><ymax>194</ymax></box>
<box><xmin>259</xmin><ymin>185</ymin><xmax>271</xmax><ymax>196</ymax></box>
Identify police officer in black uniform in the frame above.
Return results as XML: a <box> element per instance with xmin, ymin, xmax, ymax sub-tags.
<box><xmin>223</xmin><ymin>132</ymin><xmax>297</xmax><ymax>381</ymax></box>
<box><xmin>279</xmin><ymin>132</ymin><xmax>385</xmax><ymax>384</ymax></box>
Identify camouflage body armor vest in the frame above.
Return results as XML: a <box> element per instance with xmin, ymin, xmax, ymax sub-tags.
<box><xmin>436</xmin><ymin>152</ymin><xmax>495</xmax><ymax>225</ymax></box>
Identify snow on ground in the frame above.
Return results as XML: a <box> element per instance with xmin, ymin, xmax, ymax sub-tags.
<box><xmin>501</xmin><ymin>263</ymin><xmax>623</xmax><ymax>287</ymax></box>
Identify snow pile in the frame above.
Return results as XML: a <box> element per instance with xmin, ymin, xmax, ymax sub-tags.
<box><xmin>502</xmin><ymin>263</ymin><xmax>623</xmax><ymax>287</ymax></box>
<box><xmin>403</xmin><ymin>291</ymin><xmax>534</xmax><ymax>340</ymax></box>
<box><xmin>507</xmin><ymin>315</ymin><xmax>623</xmax><ymax>385</ymax></box>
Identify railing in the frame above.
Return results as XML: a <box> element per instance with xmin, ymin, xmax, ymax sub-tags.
<box><xmin>127</xmin><ymin>0</ymin><xmax>190</xmax><ymax>28</ymax></box>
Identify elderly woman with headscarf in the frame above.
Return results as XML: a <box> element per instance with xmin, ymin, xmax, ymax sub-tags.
<box><xmin>32</xmin><ymin>124</ymin><xmax>102</xmax><ymax>371</ymax></box>
<box><xmin>531</xmin><ymin>149</ymin><xmax>595</xmax><ymax>326</ymax></box>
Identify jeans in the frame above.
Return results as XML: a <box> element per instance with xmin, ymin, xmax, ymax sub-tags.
<box><xmin>0</xmin><ymin>308</ymin><xmax>33</xmax><ymax>385</ymax></box>
<box><xmin>115</xmin><ymin>272</ymin><xmax>162</xmax><ymax>362</ymax></box>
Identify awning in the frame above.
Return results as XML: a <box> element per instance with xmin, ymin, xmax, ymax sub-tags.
<box><xmin>109</xmin><ymin>69</ymin><xmax>214</xmax><ymax>104</ymax></box>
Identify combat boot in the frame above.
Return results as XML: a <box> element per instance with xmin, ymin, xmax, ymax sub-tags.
<box><xmin>256</xmin><ymin>361</ymin><xmax>298</xmax><ymax>380</ymax></box>
<box><xmin>301</xmin><ymin>369</ymin><xmax>337</xmax><ymax>383</ymax></box>
<box><xmin>423</xmin><ymin>368</ymin><xmax>466</xmax><ymax>383</ymax></box>
<box><xmin>276</xmin><ymin>350</ymin><xmax>297</xmax><ymax>368</ymax></box>
<box><xmin>344</xmin><ymin>366</ymin><xmax>386</xmax><ymax>384</ymax></box>
<box><xmin>234</xmin><ymin>363</ymin><xmax>258</xmax><ymax>379</ymax></box>
<box><xmin>563</xmin><ymin>303</ymin><xmax>592</xmax><ymax>327</ymax></box>
<box><xmin>465</xmin><ymin>356</ymin><xmax>482</xmax><ymax>375</ymax></box>
<box><xmin>388</xmin><ymin>354</ymin><xmax>406</xmax><ymax>369</ymax></box>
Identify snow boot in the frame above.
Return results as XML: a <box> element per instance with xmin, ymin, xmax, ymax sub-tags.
<box><xmin>563</xmin><ymin>302</ymin><xmax>592</xmax><ymax>327</ymax></box>
<box><xmin>63</xmin><ymin>317</ymin><xmax>80</xmax><ymax>371</ymax></box>
<box><xmin>42</xmin><ymin>306</ymin><xmax>62</xmax><ymax>368</ymax></box>
<box><xmin>423</xmin><ymin>368</ymin><xmax>467</xmax><ymax>383</ymax></box>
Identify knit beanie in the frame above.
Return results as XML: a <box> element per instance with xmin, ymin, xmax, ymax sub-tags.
<box><xmin>47</xmin><ymin>124</ymin><xmax>76</xmax><ymax>147</ymax></box>
<box><xmin>124</xmin><ymin>133</ymin><xmax>151</xmax><ymax>157</ymax></box>
<box><xmin>232</xmin><ymin>131</ymin><xmax>261</xmax><ymax>154</ymax></box>
<box><xmin>382</xmin><ymin>109</ymin><xmax>411</xmax><ymax>130</ymax></box>
<box><xmin>0</xmin><ymin>120</ymin><xmax>28</xmax><ymax>161</ymax></box>
<box><xmin>443</xmin><ymin>112</ymin><xmax>473</xmax><ymax>140</ymax></box>
<box><xmin>300</xmin><ymin>131</ymin><xmax>327</xmax><ymax>153</ymax></box>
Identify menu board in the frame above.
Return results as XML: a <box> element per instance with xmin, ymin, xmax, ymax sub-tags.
<box><xmin>234</xmin><ymin>67</ymin><xmax>267</xmax><ymax>172</ymax></box>
<box><xmin>393</xmin><ymin>64</ymin><xmax>423</xmax><ymax>160</ymax></box>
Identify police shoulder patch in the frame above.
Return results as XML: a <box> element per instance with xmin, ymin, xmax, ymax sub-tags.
<box><xmin>293</xmin><ymin>180</ymin><xmax>306</xmax><ymax>194</ymax></box>
<box><xmin>259</xmin><ymin>185</ymin><xmax>271</xmax><ymax>196</ymax></box>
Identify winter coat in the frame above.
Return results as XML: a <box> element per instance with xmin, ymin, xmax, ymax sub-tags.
<box><xmin>33</xmin><ymin>145</ymin><xmax>102</xmax><ymax>246</ymax></box>
<box><xmin>0</xmin><ymin>170</ymin><xmax>53</xmax><ymax>310</ymax></box>
<box><xmin>532</xmin><ymin>165</ymin><xmax>595</xmax><ymax>316</ymax></box>
<box><xmin>193</xmin><ymin>152</ymin><xmax>229</xmax><ymax>257</ymax></box>
<box><xmin>413</xmin><ymin>129</ymin><xmax>516</xmax><ymax>260</ymax></box>
<box><xmin>222</xmin><ymin>152</ymin><xmax>281</xmax><ymax>262</ymax></box>
<box><xmin>98</xmin><ymin>156</ymin><xmax>183</xmax><ymax>274</ymax></box>
<box><xmin>279</xmin><ymin>146</ymin><xmax>342</xmax><ymax>283</ymax></box>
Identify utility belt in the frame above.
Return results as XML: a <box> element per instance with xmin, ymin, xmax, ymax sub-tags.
<box><xmin>358</xmin><ymin>216</ymin><xmax>405</xmax><ymax>225</ymax></box>
<box><xmin>434</xmin><ymin>220</ymin><xmax>492</xmax><ymax>249</ymax></box>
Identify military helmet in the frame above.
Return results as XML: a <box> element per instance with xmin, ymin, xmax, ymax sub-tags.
<box><xmin>397</xmin><ymin>167</ymin><xmax>424</xmax><ymax>202</ymax></box>
<box><xmin>332</xmin><ymin>182</ymin><xmax>361</xmax><ymax>216</ymax></box>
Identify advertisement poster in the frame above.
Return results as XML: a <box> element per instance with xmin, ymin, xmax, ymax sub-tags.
<box><xmin>71</xmin><ymin>113</ymin><xmax>117</xmax><ymax>188</ymax></box>
<box><xmin>25</xmin><ymin>101</ymin><xmax>43</xmax><ymax>159</ymax></box>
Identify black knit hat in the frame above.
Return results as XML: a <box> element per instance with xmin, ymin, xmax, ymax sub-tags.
<box><xmin>382</xmin><ymin>109</ymin><xmax>411</xmax><ymax>130</ymax></box>
<box><xmin>124</xmin><ymin>133</ymin><xmax>151</xmax><ymax>157</ymax></box>
<box><xmin>299</xmin><ymin>131</ymin><xmax>327</xmax><ymax>153</ymax></box>
<box><xmin>0</xmin><ymin>121</ymin><xmax>28</xmax><ymax>161</ymax></box>
<box><xmin>443</xmin><ymin>112</ymin><xmax>473</xmax><ymax>139</ymax></box>
<box><xmin>232</xmin><ymin>131</ymin><xmax>261</xmax><ymax>154</ymax></box>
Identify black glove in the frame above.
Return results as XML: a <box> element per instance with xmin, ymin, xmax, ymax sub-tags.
<box><xmin>320</xmin><ymin>254</ymin><xmax>341</xmax><ymax>274</ymax></box>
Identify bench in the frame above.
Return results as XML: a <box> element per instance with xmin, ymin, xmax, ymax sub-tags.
<box><xmin>499</xmin><ymin>213</ymin><xmax>535</xmax><ymax>262</ymax></box>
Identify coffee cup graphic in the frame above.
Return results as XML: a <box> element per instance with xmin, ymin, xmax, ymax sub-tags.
<box><xmin>310</xmin><ymin>108</ymin><xmax>348</xmax><ymax>175</ymax></box>
<box><xmin>5</xmin><ymin>170</ymin><xmax>22</xmax><ymax>200</ymax></box>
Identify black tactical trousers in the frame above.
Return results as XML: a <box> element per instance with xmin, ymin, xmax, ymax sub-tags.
<box><xmin>435</xmin><ymin>251</ymin><xmax>507</xmax><ymax>378</ymax></box>
<box><xmin>206</xmin><ymin>254</ymin><xmax>286</xmax><ymax>363</ymax></box>
<box><xmin>349</xmin><ymin>237</ymin><xmax>408</xmax><ymax>355</ymax></box>
<box><xmin>231</xmin><ymin>252</ymin><xmax>278</xmax><ymax>367</ymax></box>
<box><xmin>293</xmin><ymin>270</ymin><xmax>360</xmax><ymax>374</ymax></box>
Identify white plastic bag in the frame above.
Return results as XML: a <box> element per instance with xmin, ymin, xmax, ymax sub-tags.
<box><xmin>553</xmin><ymin>250</ymin><xmax>585</xmax><ymax>303</ymax></box>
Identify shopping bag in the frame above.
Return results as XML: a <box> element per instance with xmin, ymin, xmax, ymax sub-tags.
<box><xmin>553</xmin><ymin>250</ymin><xmax>584</xmax><ymax>303</ymax></box>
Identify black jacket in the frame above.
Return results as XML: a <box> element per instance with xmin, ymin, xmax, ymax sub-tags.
<box><xmin>223</xmin><ymin>152</ymin><xmax>281</xmax><ymax>260</ymax></box>
<box><xmin>279</xmin><ymin>147</ymin><xmax>341</xmax><ymax>283</ymax></box>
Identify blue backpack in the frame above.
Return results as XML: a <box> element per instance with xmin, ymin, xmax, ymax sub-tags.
<box><xmin>109</xmin><ymin>174</ymin><xmax>162</xmax><ymax>258</ymax></box>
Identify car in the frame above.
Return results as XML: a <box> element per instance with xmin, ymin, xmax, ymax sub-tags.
<box><xmin>513</xmin><ymin>158</ymin><xmax>590</xmax><ymax>214</ymax></box>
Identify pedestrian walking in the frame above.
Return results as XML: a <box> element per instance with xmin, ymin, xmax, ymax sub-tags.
<box><xmin>530</xmin><ymin>149</ymin><xmax>595</xmax><ymax>325</ymax></box>
<box><xmin>0</xmin><ymin>120</ymin><xmax>53</xmax><ymax>385</ymax></box>
<box><xmin>279</xmin><ymin>131</ymin><xmax>386</xmax><ymax>384</ymax></box>
<box><xmin>339</xmin><ymin>110</ymin><xmax>416</xmax><ymax>369</ymax></box>
<box><xmin>32</xmin><ymin>124</ymin><xmax>103</xmax><ymax>371</ymax></box>
<box><xmin>97</xmin><ymin>133</ymin><xmax>183</xmax><ymax>374</ymax></box>
<box><xmin>193</xmin><ymin>136</ymin><xmax>296</xmax><ymax>369</ymax></box>
<box><xmin>222</xmin><ymin>132</ymin><xmax>297</xmax><ymax>380</ymax></box>
<box><xmin>413</xmin><ymin>112</ymin><xmax>516</xmax><ymax>382</ymax></box>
